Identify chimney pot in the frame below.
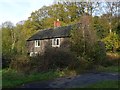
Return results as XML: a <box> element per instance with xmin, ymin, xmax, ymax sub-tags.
<box><xmin>54</xmin><ymin>19</ymin><xmax>61</xmax><ymax>27</ymax></box>
<box><xmin>57</xmin><ymin>19</ymin><xmax>59</xmax><ymax>21</ymax></box>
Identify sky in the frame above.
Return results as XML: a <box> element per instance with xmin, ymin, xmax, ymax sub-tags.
<box><xmin>0</xmin><ymin>0</ymin><xmax>118</xmax><ymax>26</ymax></box>
<box><xmin>0</xmin><ymin>0</ymin><xmax>54</xmax><ymax>25</ymax></box>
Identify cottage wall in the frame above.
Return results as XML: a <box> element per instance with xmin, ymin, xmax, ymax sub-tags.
<box><xmin>27</xmin><ymin>37</ymin><xmax>70</xmax><ymax>55</ymax></box>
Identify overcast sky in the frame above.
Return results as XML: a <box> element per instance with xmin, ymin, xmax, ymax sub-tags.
<box><xmin>0</xmin><ymin>0</ymin><xmax>53</xmax><ymax>25</ymax></box>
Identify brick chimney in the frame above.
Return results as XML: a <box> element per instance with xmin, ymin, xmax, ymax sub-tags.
<box><xmin>54</xmin><ymin>19</ymin><xmax>61</xmax><ymax>27</ymax></box>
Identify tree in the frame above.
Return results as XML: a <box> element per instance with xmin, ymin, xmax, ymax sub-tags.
<box><xmin>103</xmin><ymin>32</ymin><xmax>120</xmax><ymax>52</ymax></box>
<box><xmin>70</xmin><ymin>11</ymin><xmax>106</xmax><ymax>66</ymax></box>
<box><xmin>2</xmin><ymin>21</ymin><xmax>14</xmax><ymax>68</ymax></box>
<box><xmin>93</xmin><ymin>15</ymin><xmax>110</xmax><ymax>39</ymax></box>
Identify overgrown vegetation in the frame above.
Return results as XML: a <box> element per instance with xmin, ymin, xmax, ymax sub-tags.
<box><xmin>9</xmin><ymin>48</ymin><xmax>77</xmax><ymax>73</ymax></box>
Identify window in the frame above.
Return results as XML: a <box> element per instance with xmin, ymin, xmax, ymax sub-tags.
<box><xmin>30</xmin><ymin>52</ymin><xmax>38</xmax><ymax>57</ymax></box>
<box><xmin>52</xmin><ymin>38</ymin><xmax>60</xmax><ymax>47</ymax></box>
<box><xmin>56</xmin><ymin>39</ymin><xmax>59</xmax><ymax>45</ymax></box>
<box><xmin>35</xmin><ymin>52</ymin><xmax>38</xmax><ymax>54</ymax></box>
<box><xmin>29</xmin><ymin>52</ymin><xmax>38</xmax><ymax>57</ymax></box>
<box><xmin>35</xmin><ymin>40</ymin><xmax>40</xmax><ymax>47</ymax></box>
<box><xmin>35</xmin><ymin>52</ymin><xmax>38</xmax><ymax>56</ymax></box>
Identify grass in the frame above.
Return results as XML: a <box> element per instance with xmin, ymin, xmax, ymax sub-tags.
<box><xmin>66</xmin><ymin>80</ymin><xmax>119</xmax><ymax>89</ymax></box>
<box><xmin>96</xmin><ymin>52</ymin><xmax>120</xmax><ymax>73</ymax></box>
<box><xmin>2</xmin><ymin>66</ymin><xmax>119</xmax><ymax>88</ymax></box>
<box><xmin>84</xmin><ymin>80</ymin><xmax>120</xmax><ymax>88</ymax></box>
<box><xmin>2</xmin><ymin>68</ymin><xmax>61</xmax><ymax>88</ymax></box>
<box><xmin>96</xmin><ymin>66</ymin><xmax>120</xmax><ymax>73</ymax></box>
<box><xmin>2</xmin><ymin>68</ymin><xmax>77</xmax><ymax>88</ymax></box>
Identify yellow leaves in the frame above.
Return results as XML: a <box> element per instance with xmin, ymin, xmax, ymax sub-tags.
<box><xmin>102</xmin><ymin>32</ymin><xmax>120</xmax><ymax>51</ymax></box>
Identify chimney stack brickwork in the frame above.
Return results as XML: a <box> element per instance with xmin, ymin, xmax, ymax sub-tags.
<box><xmin>54</xmin><ymin>19</ymin><xmax>61</xmax><ymax>27</ymax></box>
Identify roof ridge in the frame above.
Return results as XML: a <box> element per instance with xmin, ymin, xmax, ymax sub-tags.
<box><xmin>27</xmin><ymin>22</ymin><xmax>81</xmax><ymax>41</ymax></box>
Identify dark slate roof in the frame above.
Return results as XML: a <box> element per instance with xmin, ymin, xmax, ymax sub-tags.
<box><xmin>27</xmin><ymin>23</ymin><xmax>81</xmax><ymax>41</ymax></box>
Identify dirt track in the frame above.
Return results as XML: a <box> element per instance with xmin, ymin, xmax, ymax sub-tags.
<box><xmin>21</xmin><ymin>72</ymin><xmax>119</xmax><ymax>88</ymax></box>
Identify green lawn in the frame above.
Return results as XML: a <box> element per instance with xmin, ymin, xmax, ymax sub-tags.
<box><xmin>2</xmin><ymin>69</ymin><xmax>60</xmax><ymax>88</ymax></box>
<box><xmin>97</xmin><ymin>66</ymin><xmax>120</xmax><ymax>73</ymax></box>
<box><xmin>84</xmin><ymin>80</ymin><xmax>120</xmax><ymax>88</ymax></box>
<box><xmin>2</xmin><ymin>68</ymin><xmax>76</xmax><ymax>88</ymax></box>
<box><xmin>66</xmin><ymin>80</ymin><xmax>119</xmax><ymax>89</ymax></box>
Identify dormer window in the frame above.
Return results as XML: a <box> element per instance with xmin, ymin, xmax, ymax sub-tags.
<box><xmin>35</xmin><ymin>40</ymin><xmax>40</xmax><ymax>47</ymax></box>
<box><xmin>52</xmin><ymin>38</ymin><xmax>60</xmax><ymax>47</ymax></box>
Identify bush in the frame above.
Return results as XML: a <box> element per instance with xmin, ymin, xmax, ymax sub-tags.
<box><xmin>2</xmin><ymin>54</ymin><xmax>12</xmax><ymax>68</ymax></box>
<box><xmin>74</xmin><ymin>56</ymin><xmax>95</xmax><ymax>74</ymax></box>
<box><xmin>10</xmin><ymin>48</ymin><xmax>76</xmax><ymax>74</ymax></box>
<box><xmin>102</xmin><ymin>32</ymin><xmax>120</xmax><ymax>52</ymax></box>
<box><xmin>101</xmin><ymin>52</ymin><xmax>120</xmax><ymax>66</ymax></box>
<box><xmin>2</xmin><ymin>53</ymin><xmax>16</xmax><ymax>68</ymax></box>
<box><xmin>79</xmin><ymin>57</ymin><xmax>92</xmax><ymax>68</ymax></box>
<box><xmin>10</xmin><ymin>55</ymin><xmax>31</xmax><ymax>73</ymax></box>
<box><xmin>46</xmin><ymin>48</ymin><xmax>76</xmax><ymax>68</ymax></box>
<box><xmin>71</xmin><ymin>41</ymin><xmax>106</xmax><ymax>67</ymax></box>
<box><xmin>9</xmin><ymin>47</ymin><xmax>77</xmax><ymax>73</ymax></box>
<box><xmin>91</xmin><ymin>41</ymin><xmax>106</xmax><ymax>65</ymax></box>
<box><xmin>32</xmin><ymin>47</ymin><xmax>77</xmax><ymax>71</ymax></box>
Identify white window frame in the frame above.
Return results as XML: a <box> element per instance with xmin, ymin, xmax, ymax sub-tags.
<box><xmin>30</xmin><ymin>52</ymin><xmax>34</xmax><ymax>57</ymax></box>
<box><xmin>30</xmin><ymin>52</ymin><xmax>38</xmax><ymax>57</ymax></box>
<box><xmin>35</xmin><ymin>40</ymin><xmax>40</xmax><ymax>47</ymax></box>
<box><xmin>35</xmin><ymin>52</ymin><xmax>38</xmax><ymax>56</ymax></box>
<box><xmin>35</xmin><ymin>52</ymin><xmax>38</xmax><ymax>54</ymax></box>
<box><xmin>52</xmin><ymin>38</ymin><xmax>60</xmax><ymax>47</ymax></box>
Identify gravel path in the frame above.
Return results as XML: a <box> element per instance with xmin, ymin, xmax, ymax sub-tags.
<box><xmin>21</xmin><ymin>72</ymin><xmax>119</xmax><ymax>88</ymax></box>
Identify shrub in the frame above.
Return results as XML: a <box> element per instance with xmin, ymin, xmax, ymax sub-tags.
<box><xmin>10</xmin><ymin>55</ymin><xmax>30</xmax><ymax>73</ymax></box>
<box><xmin>102</xmin><ymin>32</ymin><xmax>120</xmax><ymax>52</ymax></box>
<box><xmin>74</xmin><ymin>56</ymin><xmax>94</xmax><ymax>74</ymax></box>
<box><xmin>11</xmin><ymin>47</ymin><xmax>77</xmax><ymax>73</ymax></box>
<box><xmin>2</xmin><ymin>54</ymin><xmax>12</xmax><ymax>68</ymax></box>
<box><xmin>91</xmin><ymin>41</ymin><xmax>106</xmax><ymax>65</ymax></box>
<box><xmin>2</xmin><ymin>52</ymin><xmax>16</xmax><ymax>68</ymax></box>
<box><xmin>9</xmin><ymin>47</ymin><xmax>77</xmax><ymax>73</ymax></box>
<box><xmin>36</xmin><ymin>47</ymin><xmax>77</xmax><ymax>71</ymax></box>
<box><xmin>101</xmin><ymin>52</ymin><xmax>120</xmax><ymax>66</ymax></box>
